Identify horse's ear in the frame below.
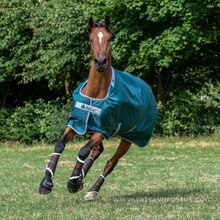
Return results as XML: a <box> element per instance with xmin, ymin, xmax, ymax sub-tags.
<box><xmin>88</xmin><ymin>16</ymin><xmax>95</xmax><ymax>33</ymax></box>
<box><xmin>104</xmin><ymin>16</ymin><xmax>111</xmax><ymax>32</ymax></box>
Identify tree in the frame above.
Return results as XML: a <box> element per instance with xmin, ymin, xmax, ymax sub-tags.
<box><xmin>0</xmin><ymin>0</ymin><xmax>34</xmax><ymax>106</ymax></box>
<box><xmin>2</xmin><ymin>0</ymin><xmax>220</xmax><ymax>106</ymax></box>
<box><xmin>0</xmin><ymin>0</ymin><xmax>90</xmax><ymax>106</ymax></box>
<box><xmin>24</xmin><ymin>0</ymin><xmax>90</xmax><ymax>94</ymax></box>
<box><xmin>88</xmin><ymin>0</ymin><xmax>220</xmax><ymax>104</ymax></box>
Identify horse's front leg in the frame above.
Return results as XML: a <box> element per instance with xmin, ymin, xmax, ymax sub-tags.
<box><xmin>84</xmin><ymin>139</ymin><xmax>131</xmax><ymax>201</ymax></box>
<box><xmin>39</xmin><ymin>127</ymin><xmax>76</xmax><ymax>195</ymax></box>
<box><xmin>67</xmin><ymin>133</ymin><xmax>104</xmax><ymax>193</ymax></box>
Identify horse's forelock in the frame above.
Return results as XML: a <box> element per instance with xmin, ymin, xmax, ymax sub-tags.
<box><xmin>96</xmin><ymin>22</ymin><xmax>110</xmax><ymax>33</ymax></box>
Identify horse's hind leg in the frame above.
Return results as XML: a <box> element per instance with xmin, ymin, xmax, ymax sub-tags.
<box><xmin>39</xmin><ymin>127</ymin><xmax>75</xmax><ymax>195</ymax></box>
<box><xmin>84</xmin><ymin>139</ymin><xmax>131</xmax><ymax>201</ymax></box>
<box><xmin>67</xmin><ymin>133</ymin><xmax>104</xmax><ymax>193</ymax></box>
<box><xmin>82</xmin><ymin>141</ymin><xmax>104</xmax><ymax>178</ymax></box>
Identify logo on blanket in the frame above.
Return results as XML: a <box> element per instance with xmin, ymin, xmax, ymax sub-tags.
<box><xmin>75</xmin><ymin>101</ymin><xmax>102</xmax><ymax>116</ymax></box>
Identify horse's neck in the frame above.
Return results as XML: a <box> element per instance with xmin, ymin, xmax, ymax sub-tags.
<box><xmin>82</xmin><ymin>64</ymin><xmax>112</xmax><ymax>99</ymax></box>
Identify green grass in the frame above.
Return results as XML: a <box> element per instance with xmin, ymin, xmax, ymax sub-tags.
<box><xmin>0</xmin><ymin>134</ymin><xmax>219</xmax><ymax>220</ymax></box>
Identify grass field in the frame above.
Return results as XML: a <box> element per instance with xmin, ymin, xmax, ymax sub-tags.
<box><xmin>0</xmin><ymin>134</ymin><xmax>219</xmax><ymax>220</ymax></box>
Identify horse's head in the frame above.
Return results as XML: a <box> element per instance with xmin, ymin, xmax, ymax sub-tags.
<box><xmin>88</xmin><ymin>16</ymin><xmax>111</xmax><ymax>73</ymax></box>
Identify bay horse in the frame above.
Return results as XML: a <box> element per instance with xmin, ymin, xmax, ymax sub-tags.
<box><xmin>39</xmin><ymin>16</ymin><xmax>157</xmax><ymax>201</ymax></box>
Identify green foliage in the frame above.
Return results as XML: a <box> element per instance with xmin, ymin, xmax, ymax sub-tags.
<box><xmin>156</xmin><ymin>82</ymin><xmax>220</xmax><ymax>136</ymax></box>
<box><xmin>1</xmin><ymin>0</ymin><xmax>220</xmax><ymax>140</ymax></box>
<box><xmin>24</xmin><ymin>0</ymin><xmax>90</xmax><ymax>91</ymax></box>
<box><xmin>87</xmin><ymin>0</ymin><xmax>220</xmax><ymax>103</ymax></box>
<box><xmin>0</xmin><ymin>0</ymin><xmax>31</xmax><ymax>103</ymax></box>
<box><xmin>0</xmin><ymin>0</ymin><xmax>90</xmax><ymax>98</ymax></box>
<box><xmin>0</xmin><ymin>99</ymin><xmax>69</xmax><ymax>143</ymax></box>
<box><xmin>1</xmin><ymin>83</ymin><xmax>219</xmax><ymax>142</ymax></box>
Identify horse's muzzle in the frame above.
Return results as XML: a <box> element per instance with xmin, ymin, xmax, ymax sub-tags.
<box><xmin>94</xmin><ymin>57</ymin><xmax>107</xmax><ymax>72</ymax></box>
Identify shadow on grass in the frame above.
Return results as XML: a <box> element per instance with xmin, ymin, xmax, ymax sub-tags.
<box><xmin>110</xmin><ymin>187</ymin><xmax>210</xmax><ymax>203</ymax></box>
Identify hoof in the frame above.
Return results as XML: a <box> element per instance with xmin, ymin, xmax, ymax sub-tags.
<box><xmin>39</xmin><ymin>175</ymin><xmax>53</xmax><ymax>195</ymax></box>
<box><xmin>67</xmin><ymin>176</ymin><xmax>84</xmax><ymax>193</ymax></box>
<box><xmin>84</xmin><ymin>191</ymin><xmax>98</xmax><ymax>201</ymax></box>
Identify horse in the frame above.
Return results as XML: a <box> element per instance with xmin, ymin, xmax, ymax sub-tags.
<box><xmin>39</xmin><ymin>16</ymin><xmax>157</xmax><ymax>201</ymax></box>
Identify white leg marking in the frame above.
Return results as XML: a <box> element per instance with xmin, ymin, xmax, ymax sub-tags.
<box><xmin>77</xmin><ymin>156</ymin><xmax>85</xmax><ymax>164</ymax></box>
<box><xmin>46</xmin><ymin>167</ymin><xmax>54</xmax><ymax>177</ymax></box>
<box><xmin>51</xmin><ymin>153</ymin><xmax>61</xmax><ymax>156</ymax></box>
<box><xmin>69</xmin><ymin>176</ymin><xmax>80</xmax><ymax>180</ymax></box>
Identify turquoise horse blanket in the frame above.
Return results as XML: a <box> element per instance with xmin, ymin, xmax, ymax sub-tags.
<box><xmin>67</xmin><ymin>68</ymin><xmax>157</xmax><ymax>147</ymax></box>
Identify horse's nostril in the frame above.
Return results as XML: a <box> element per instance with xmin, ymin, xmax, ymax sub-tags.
<box><xmin>103</xmin><ymin>58</ymin><xmax>107</xmax><ymax>65</ymax></box>
<box><xmin>94</xmin><ymin>58</ymin><xmax>107</xmax><ymax>66</ymax></box>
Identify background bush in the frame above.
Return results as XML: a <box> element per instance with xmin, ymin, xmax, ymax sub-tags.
<box><xmin>0</xmin><ymin>99</ymin><xmax>69</xmax><ymax>143</ymax></box>
<box><xmin>156</xmin><ymin>82</ymin><xmax>220</xmax><ymax>136</ymax></box>
<box><xmin>1</xmin><ymin>0</ymin><xmax>220</xmax><ymax>143</ymax></box>
<box><xmin>1</xmin><ymin>81</ymin><xmax>219</xmax><ymax>143</ymax></box>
